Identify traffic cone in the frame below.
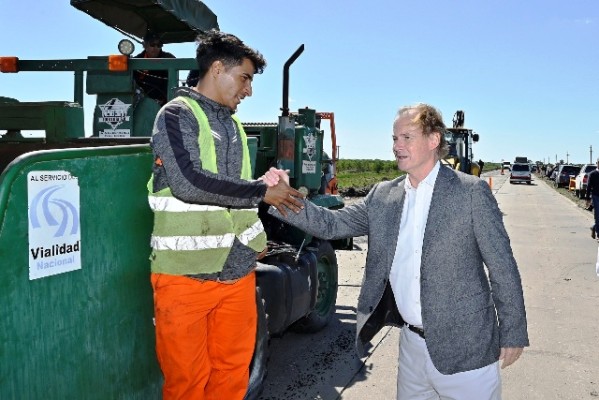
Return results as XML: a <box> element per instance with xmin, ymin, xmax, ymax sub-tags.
<box><xmin>488</xmin><ymin>177</ymin><xmax>493</xmax><ymax>189</ymax></box>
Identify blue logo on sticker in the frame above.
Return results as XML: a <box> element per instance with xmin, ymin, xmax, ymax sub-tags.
<box><xmin>29</xmin><ymin>185</ymin><xmax>79</xmax><ymax>237</ymax></box>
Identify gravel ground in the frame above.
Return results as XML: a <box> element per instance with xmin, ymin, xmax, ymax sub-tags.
<box><xmin>536</xmin><ymin>174</ymin><xmax>592</xmax><ymax>210</ymax></box>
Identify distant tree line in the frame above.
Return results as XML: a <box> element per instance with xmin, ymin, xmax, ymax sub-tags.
<box><xmin>336</xmin><ymin>159</ymin><xmax>399</xmax><ymax>174</ymax></box>
<box><xmin>336</xmin><ymin>159</ymin><xmax>503</xmax><ymax>174</ymax></box>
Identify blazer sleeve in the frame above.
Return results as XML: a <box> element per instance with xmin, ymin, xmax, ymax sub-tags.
<box><xmin>471</xmin><ymin>179</ymin><xmax>529</xmax><ymax>348</ymax></box>
<box><xmin>267</xmin><ymin>197</ymin><xmax>370</xmax><ymax>240</ymax></box>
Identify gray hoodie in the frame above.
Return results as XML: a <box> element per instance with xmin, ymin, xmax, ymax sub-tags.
<box><xmin>150</xmin><ymin>87</ymin><xmax>267</xmax><ymax>280</ymax></box>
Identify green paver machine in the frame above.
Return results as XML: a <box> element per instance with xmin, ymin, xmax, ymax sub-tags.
<box><xmin>0</xmin><ymin>1</ymin><xmax>347</xmax><ymax>398</ymax></box>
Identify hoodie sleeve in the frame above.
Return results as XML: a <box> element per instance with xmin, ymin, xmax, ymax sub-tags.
<box><xmin>150</xmin><ymin>99</ymin><xmax>267</xmax><ymax>207</ymax></box>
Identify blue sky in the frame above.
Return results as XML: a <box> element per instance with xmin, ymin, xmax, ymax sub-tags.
<box><xmin>2</xmin><ymin>1</ymin><xmax>599</xmax><ymax>164</ymax></box>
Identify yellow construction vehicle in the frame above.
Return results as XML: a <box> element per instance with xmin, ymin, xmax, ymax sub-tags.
<box><xmin>442</xmin><ymin>110</ymin><xmax>480</xmax><ymax>176</ymax></box>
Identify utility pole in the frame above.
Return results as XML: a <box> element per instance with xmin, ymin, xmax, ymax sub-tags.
<box><xmin>591</xmin><ymin>145</ymin><xmax>593</xmax><ymax>164</ymax></box>
<box><xmin>566</xmin><ymin>151</ymin><xmax>569</xmax><ymax>164</ymax></box>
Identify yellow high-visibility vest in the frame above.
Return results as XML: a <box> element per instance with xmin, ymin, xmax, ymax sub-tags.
<box><xmin>148</xmin><ymin>96</ymin><xmax>266</xmax><ymax>275</ymax></box>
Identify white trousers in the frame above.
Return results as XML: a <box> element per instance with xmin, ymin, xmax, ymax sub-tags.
<box><xmin>397</xmin><ymin>328</ymin><xmax>501</xmax><ymax>400</ymax></box>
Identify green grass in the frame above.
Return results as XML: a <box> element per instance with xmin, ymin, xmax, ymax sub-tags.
<box><xmin>337</xmin><ymin>170</ymin><xmax>404</xmax><ymax>189</ymax></box>
<box><xmin>336</xmin><ymin>160</ymin><xmax>500</xmax><ymax>190</ymax></box>
<box><xmin>483</xmin><ymin>162</ymin><xmax>501</xmax><ymax>172</ymax></box>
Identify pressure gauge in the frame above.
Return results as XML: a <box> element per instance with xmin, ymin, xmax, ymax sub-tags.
<box><xmin>298</xmin><ymin>186</ymin><xmax>309</xmax><ymax>197</ymax></box>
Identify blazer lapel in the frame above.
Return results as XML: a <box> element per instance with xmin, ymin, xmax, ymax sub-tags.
<box><xmin>422</xmin><ymin>166</ymin><xmax>456</xmax><ymax>262</ymax></box>
<box><xmin>385</xmin><ymin>180</ymin><xmax>406</xmax><ymax>273</ymax></box>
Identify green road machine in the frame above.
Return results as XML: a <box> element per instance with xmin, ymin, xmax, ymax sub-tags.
<box><xmin>0</xmin><ymin>1</ymin><xmax>349</xmax><ymax>398</ymax></box>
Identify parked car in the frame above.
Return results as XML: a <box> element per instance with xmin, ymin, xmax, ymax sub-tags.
<box><xmin>510</xmin><ymin>163</ymin><xmax>532</xmax><ymax>184</ymax></box>
<box><xmin>574</xmin><ymin>164</ymin><xmax>597</xmax><ymax>198</ymax></box>
<box><xmin>554</xmin><ymin>164</ymin><xmax>581</xmax><ymax>188</ymax></box>
<box><xmin>550</xmin><ymin>166</ymin><xmax>559</xmax><ymax>181</ymax></box>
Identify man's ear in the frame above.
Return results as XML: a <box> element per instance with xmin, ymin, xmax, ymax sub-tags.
<box><xmin>210</xmin><ymin>60</ymin><xmax>223</xmax><ymax>76</ymax></box>
<box><xmin>429</xmin><ymin>131</ymin><xmax>441</xmax><ymax>149</ymax></box>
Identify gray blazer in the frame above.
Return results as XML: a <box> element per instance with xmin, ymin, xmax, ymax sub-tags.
<box><xmin>269</xmin><ymin>165</ymin><xmax>529</xmax><ymax>375</ymax></box>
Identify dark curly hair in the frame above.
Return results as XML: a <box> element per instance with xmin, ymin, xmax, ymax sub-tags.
<box><xmin>397</xmin><ymin>103</ymin><xmax>449</xmax><ymax>159</ymax></box>
<box><xmin>194</xmin><ymin>29</ymin><xmax>267</xmax><ymax>80</ymax></box>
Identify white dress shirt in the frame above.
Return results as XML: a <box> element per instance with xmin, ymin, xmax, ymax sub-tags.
<box><xmin>389</xmin><ymin>162</ymin><xmax>440</xmax><ymax>327</ymax></box>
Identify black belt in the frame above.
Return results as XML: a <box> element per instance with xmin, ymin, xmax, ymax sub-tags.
<box><xmin>405</xmin><ymin>323</ymin><xmax>425</xmax><ymax>339</ymax></box>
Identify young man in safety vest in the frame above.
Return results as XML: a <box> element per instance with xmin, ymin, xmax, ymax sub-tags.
<box><xmin>147</xmin><ymin>29</ymin><xmax>304</xmax><ymax>400</ymax></box>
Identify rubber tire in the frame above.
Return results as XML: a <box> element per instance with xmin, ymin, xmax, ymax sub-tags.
<box><xmin>290</xmin><ymin>240</ymin><xmax>339</xmax><ymax>333</ymax></box>
<box><xmin>244</xmin><ymin>287</ymin><xmax>269</xmax><ymax>400</ymax></box>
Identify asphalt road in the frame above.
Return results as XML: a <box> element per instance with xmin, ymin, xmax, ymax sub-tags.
<box><xmin>258</xmin><ymin>170</ymin><xmax>599</xmax><ymax>400</ymax></box>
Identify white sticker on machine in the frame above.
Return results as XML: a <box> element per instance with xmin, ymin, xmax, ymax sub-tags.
<box><xmin>27</xmin><ymin>171</ymin><xmax>82</xmax><ymax>280</ymax></box>
<box><xmin>302</xmin><ymin>160</ymin><xmax>317</xmax><ymax>174</ymax></box>
<box><xmin>303</xmin><ymin>132</ymin><xmax>316</xmax><ymax>161</ymax></box>
<box><xmin>100</xmin><ymin>129</ymin><xmax>131</xmax><ymax>138</ymax></box>
<box><xmin>98</xmin><ymin>98</ymin><xmax>131</xmax><ymax>138</ymax></box>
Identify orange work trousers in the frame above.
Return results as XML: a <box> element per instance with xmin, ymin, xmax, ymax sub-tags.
<box><xmin>151</xmin><ymin>271</ymin><xmax>257</xmax><ymax>400</ymax></box>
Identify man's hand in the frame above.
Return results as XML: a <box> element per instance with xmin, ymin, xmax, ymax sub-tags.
<box><xmin>259</xmin><ymin>167</ymin><xmax>290</xmax><ymax>187</ymax></box>
<box><xmin>263</xmin><ymin>178</ymin><xmax>304</xmax><ymax>217</ymax></box>
<box><xmin>499</xmin><ymin>347</ymin><xmax>523</xmax><ymax>369</ymax></box>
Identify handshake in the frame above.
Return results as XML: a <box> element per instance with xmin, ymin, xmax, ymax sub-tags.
<box><xmin>259</xmin><ymin>167</ymin><xmax>305</xmax><ymax>217</ymax></box>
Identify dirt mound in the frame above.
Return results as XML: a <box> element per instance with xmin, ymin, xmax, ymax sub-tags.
<box><xmin>339</xmin><ymin>186</ymin><xmax>372</xmax><ymax>197</ymax></box>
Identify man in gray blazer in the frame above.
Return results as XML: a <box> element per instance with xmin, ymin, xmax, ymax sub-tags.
<box><xmin>266</xmin><ymin>103</ymin><xmax>529</xmax><ymax>399</ymax></box>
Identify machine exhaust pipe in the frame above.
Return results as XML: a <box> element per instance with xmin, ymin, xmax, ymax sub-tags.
<box><xmin>281</xmin><ymin>44</ymin><xmax>304</xmax><ymax>117</ymax></box>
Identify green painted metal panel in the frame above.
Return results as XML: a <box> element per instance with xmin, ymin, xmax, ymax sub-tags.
<box><xmin>86</xmin><ymin>64</ymin><xmax>133</xmax><ymax>94</ymax></box>
<box><xmin>247</xmin><ymin>136</ymin><xmax>257</xmax><ymax>178</ymax></box>
<box><xmin>0</xmin><ymin>145</ymin><xmax>162</xmax><ymax>399</ymax></box>
<box><xmin>0</xmin><ymin>102</ymin><xmax>84</xmax><ymax>142</ymax></box>
<box><xmin>310</xmin><ymin>193</ymin><xmax>345</xmax><ymax>210</ymax></box>
<box><xmin>131</xmin><ymin>96</ymin><xmax>161</xmax><ymax>138</ymax></box>
<box><xmin>293</xmin><ymin>109</ymin><xmax>323</xmax><ymax>192</ymax></box>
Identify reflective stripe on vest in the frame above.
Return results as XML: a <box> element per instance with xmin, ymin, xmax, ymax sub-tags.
<box><xmin>148</xmin><ymin>195</ymin><xmax>229</xmax><ymax>212</ymax></box>
<box><xmin>150</xmin><ymin>234</ymin><xmax>236</xmax><ymax>251</ymax></box>
<box><xmin>148</xmin><ymin>96</ymin><xmax>266</xmax><ymax>275</ymax></box>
